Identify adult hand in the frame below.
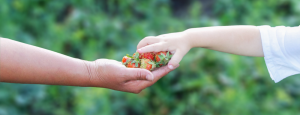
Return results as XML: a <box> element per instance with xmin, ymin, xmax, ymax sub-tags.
<box><xmin>85</xmin><ymin>59</ymin><xmax>178</xmax><ymax>93</ymax></box>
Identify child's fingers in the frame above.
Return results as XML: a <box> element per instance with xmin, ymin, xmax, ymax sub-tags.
<box><xmin>137</xmin><ymin>36</ymin><xmax>161</xmax><ymax>49</ymax></box>
<box><xmin>137</xmin><ymin>43</ymin><xmax>167</xmax><ymax>53</ymax></box>
<box><xmin>167</xmin><ymin>50</ymin><xmax>186</xmax><ymax>69</ymax></box>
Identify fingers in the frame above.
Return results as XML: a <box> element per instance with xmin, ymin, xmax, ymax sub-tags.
<box><xmin>137</xmin><ymin>42</ymin><xmax>168</xmax><ymax>53</ymax></box>
<box><xmin>152</xmin><ymin>65</ymin><xmax>179</xmax><ymax>81</ymax></box>
<box><xmin>123</xmin><ymin>68</ymin><xmax>153</xmax><ymax>81</ymax></box>
<box><xmin>123</xmin><ymin>64</ymin><xmax>179</xmax><ymax>93</ymax></box>
<box><xmin>167</xmin><ymin>50</ymin><xmax>186</xmax><ymax>69</ymax></box>
<box><xmin>137</xmin><ymin>36</ymin><xmax>161</xmax><ymax>49</ymax></box>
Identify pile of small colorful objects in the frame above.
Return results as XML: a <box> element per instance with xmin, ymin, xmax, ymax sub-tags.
<box><xmin>122</xmin><ymin>51</ymin><xmax>173</xmax><ymax>71</ymax></box>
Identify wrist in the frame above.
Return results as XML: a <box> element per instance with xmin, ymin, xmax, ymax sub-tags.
<box><xmin>180</xmin><ymin>30</ymin><xmax>194</xmax><ymax>50</ymax></box>
<box><xmin>183</xmin><ymin>28</ymin><xmax>208</xmax><ymax>48</ymax></box>
<box><xmin>183</xmin><ymin>28</ymin><xmax>198</xmax><ymax>48</ymax></box>
<box><xmin>83</xmin><ymin>59</ymin><xmax>112</xmax><ymax>88</ymax></box>
<box><xmin>82</xmin><ymin>60</ymin><xmax>103</xmax><ymax>87</ymax></box>
<box><xmin>65</xmin><ymin>60</ymin><xmax>95</xmax><ymax>87</ymax></box>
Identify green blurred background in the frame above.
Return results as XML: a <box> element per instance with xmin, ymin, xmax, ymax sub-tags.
<box><xmin>1</xmin><ymin>0</ymin><xmax>300</xmax><ymax>115</ymax></box>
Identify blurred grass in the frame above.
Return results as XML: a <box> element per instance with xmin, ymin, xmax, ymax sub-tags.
<box><xmin>0</xmin><ymin>0</ymin><xmax>300</xmax><ymax>115</ymax></box>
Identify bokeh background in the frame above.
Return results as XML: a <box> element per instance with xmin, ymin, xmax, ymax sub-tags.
<box><xmin>1</xmin><ymin>0</ymin><xmax>300</xmax><ymax>115</ymax></box>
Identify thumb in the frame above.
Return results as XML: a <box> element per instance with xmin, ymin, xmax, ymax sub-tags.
<box><xmin>124</xmin><ymin>68</ymin><xmax>154</xmax><ymax>81</ymax></box>
<box><xmin>167</xmin><ymin>50</ymin><xmax>186</xmax><ymax>69</ymax></box>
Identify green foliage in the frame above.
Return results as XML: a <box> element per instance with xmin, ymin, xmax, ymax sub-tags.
<box><xmin>0</xmin><ymin>0</ymin><xmax>300</xmax><ymax>115</ymax></box>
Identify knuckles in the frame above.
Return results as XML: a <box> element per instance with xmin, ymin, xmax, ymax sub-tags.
<box><xmin>136</xmin><ymin>71</ymin><xmax>142</xmax><ymax>80</ymax></box>
<box><xmin>135</xmin><ymin>70</ymin><xmax>146</xmax><ymax>80</ymax></box>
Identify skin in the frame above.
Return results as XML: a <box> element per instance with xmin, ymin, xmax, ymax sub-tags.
<box><xmin>0</xmin><ymin>38</ymin><xmax>178</xmax><ymax>93</ymax></box>
<box><xmin>137</xmin><ymin>25</ymin><xmax>263</xmax><ymax>69</ymax></box>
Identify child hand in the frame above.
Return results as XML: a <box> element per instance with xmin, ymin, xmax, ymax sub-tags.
<box><xmin>137</xmin><ymin>31</ymin><xmax>191</xmax><ymax>69</ymax></box>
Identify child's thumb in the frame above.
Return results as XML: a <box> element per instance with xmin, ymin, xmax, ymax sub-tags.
<box><xmin>167</xmin><ymin>51</ymin><xmax>185</xmax><ymax>69</ymax></box>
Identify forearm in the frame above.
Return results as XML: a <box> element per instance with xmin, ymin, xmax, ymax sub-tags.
<box><xmin>0</xmin><ymin>38</ymin><xmax>91</xmax><ymax>86</ymax></box>
<box><xmin>185</xmin><ymin>25</ymin><xmax>264</xmax><ymax>57</ymax></box>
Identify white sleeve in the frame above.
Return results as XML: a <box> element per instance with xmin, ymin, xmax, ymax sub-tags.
<box><xmin>258</xmin><ymin>25</ymin><xmax>300</xmax><ymax>83</ymax></box>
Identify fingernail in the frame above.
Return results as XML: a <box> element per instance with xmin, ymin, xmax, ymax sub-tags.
<box><xmin>168</xmin><ymin>64</ymin><xmax>174</xmax><ymax>69</ymax></box>
<box><xmin>137</xmin><ymin>49</ymin><xmax>142</xmax><ymax>53</ymax></box>
<box><xmin>146</xmin><ymin>74</ymin><xmax>153</xmax><ymax>81</ymax></box>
